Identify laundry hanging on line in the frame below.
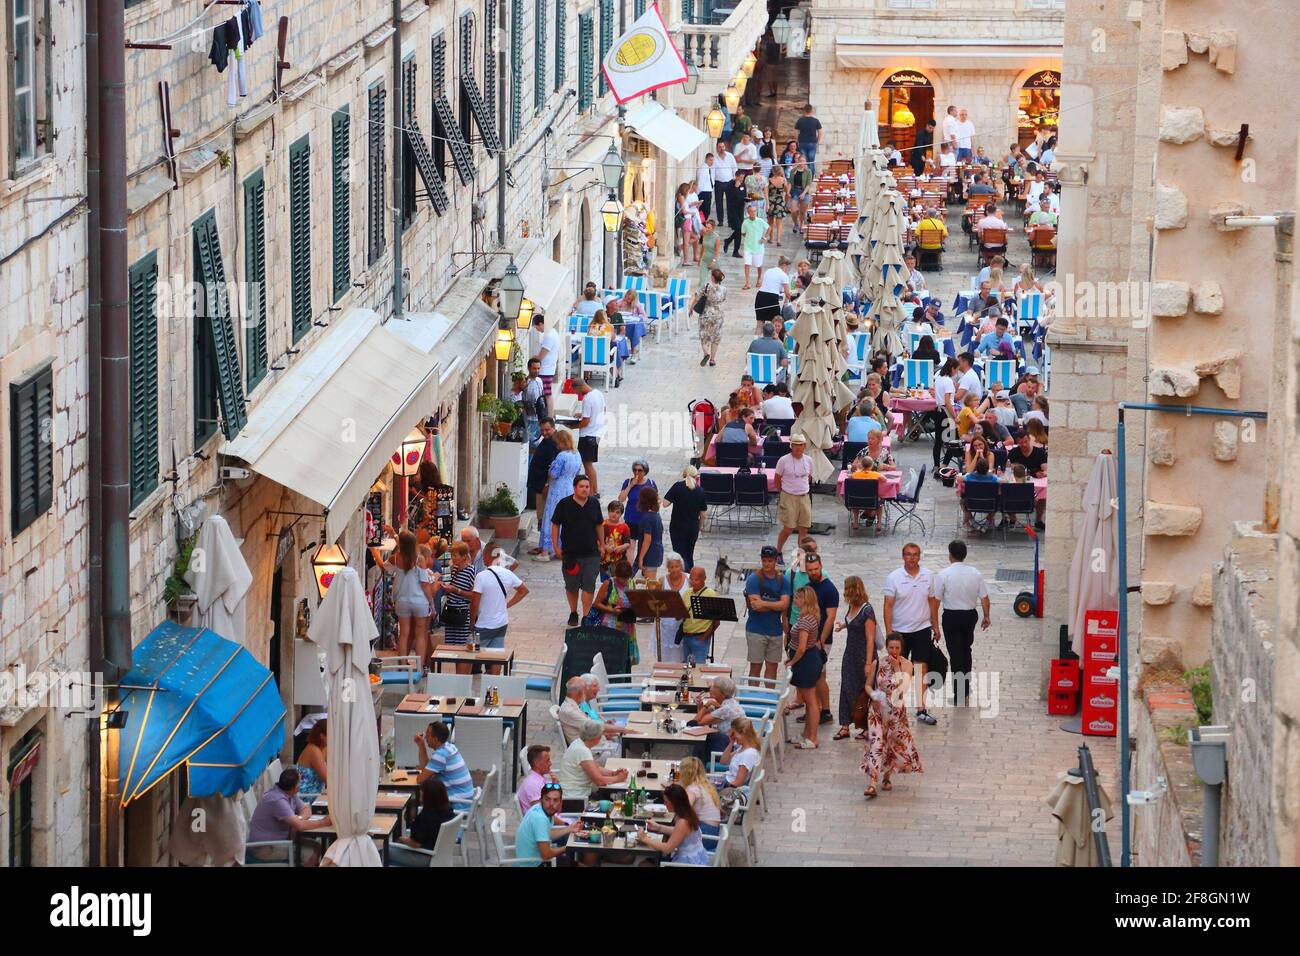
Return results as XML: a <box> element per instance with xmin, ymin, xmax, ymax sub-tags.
<box><xmin>207</xmin><ymin>2</ymin><xmax>266</xmax><ymax>107</ymax></box>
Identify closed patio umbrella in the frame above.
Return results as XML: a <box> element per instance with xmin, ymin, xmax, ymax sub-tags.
<box><xmin>1045</xmin><ymin>770</ymin><xmax>1114</xmax><ymax>867</ymax></box>
<box><xmin>1067</xmin><ymin>452</ymin><xmax>1119</xmax><ymax>656</ymax></box>
<box><xmin>185</xmin><ymin>514</ymin><xmax>253</xmax><ymax>644</ymax></box>
<box><xmin>308</xmin><ymin>565</ymin><xmax>382</xmax><ymax>867</ymax></box>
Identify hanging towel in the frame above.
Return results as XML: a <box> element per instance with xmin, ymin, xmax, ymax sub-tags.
<box><xmin>208</xmin><ymin>18</ymin><xmax>233</xmax><ymax>72</ymax></box>
<box><xmin>228</xmin><ymin>15</ymin><xmax>249</xmax><ymax>107</ymax></box>
<box><xmin>247</xmin><ymin>0</ymin><xmax>266</xmax><ymax>44</ymax></box>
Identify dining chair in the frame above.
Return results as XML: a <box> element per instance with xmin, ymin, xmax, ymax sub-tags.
<box><xmin>513</xmin><ymin>642</ymin><xmax>567</xmax><ymax>705</ymax></box>
<box><xmin>582</xmin><ymin>334</ymin><xmax>616</xmax><ymax>389</ymax></box>
<box><xmin>426</xmin><ymin>673</ymin><xmax>474</xmax><ymax>698</ymax></box>
<box><xmin>241</xmin><ymin>840</ymin><xmax>297</xmax><ymax>867</ymax></box>
<box><xmin>394</xmin><ymin>714</ymin><xmax>445</xmax><ymax>768</ymax></box>
<box><xmin>386</xmin><ymin>812</ymin><xmax>466</xmax><ymax>868</ymax></box>
<box><xmin>453</xmin><ymin>717</ymin><xmax>509</xmax><ymax>802</ymax></box>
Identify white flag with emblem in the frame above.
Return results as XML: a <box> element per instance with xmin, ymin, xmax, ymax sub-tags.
<box><xmin>601</xmin><ymin>3</ymin><xmax>689</xmax><ymax>104</ymax></box>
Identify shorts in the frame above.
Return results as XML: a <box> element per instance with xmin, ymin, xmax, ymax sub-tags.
<box><xmin>777</xmin><ymin>491</ymin><xmax>812</xmax><ymax>530</ymax></box>
<box><xmin>577</xmin><ymin>436</ymin><xmax>600</xmax><ymax>463</ymax></box>
<box><xmin>475</xmin><ymin>625</ymin><xmax>507</xmax><ymax>649</ymax></box>
<box><xmin>745</xmin><ymin>629</ymin><xmax>784</xmax><ymax>664</ymax></box>
<box><xmin>562</xmin><ymin>554</ymin><xmax>600</xmax><ymax>593</ymax></box>
<box><xmin>743</xmin><ymin>248</ymin><xmax>765</xmax><ymax>268</ymax></box>
<box><xmin>541</xmin><ymin>374</ymin><xmax>555</xmax><ymax>396</ymax></box>
<box><xmin>900</xmin><ymin>627</ymin><xmax>935</xmax><ymax>667</ymax></box>
<box><xmin>395</xmin><ymin>598</ymin><xmax>431</xmax><ymax>618</ymax></box>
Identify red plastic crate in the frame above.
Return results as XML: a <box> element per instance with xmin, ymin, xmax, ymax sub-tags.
<box><xmin>1048</xmin><ymin>689</ymin><xmax>1078</xmax><ymax>715</ymax></box>
<box><xmin>1050</xmin><ymin>658</ymin><xmax>1080</xmax><ymax>692</ymax></box>
<box><xmin>1081</xmin><ymin>673</ymin><xmax>1118</xmax><ymax>736</ymax></box>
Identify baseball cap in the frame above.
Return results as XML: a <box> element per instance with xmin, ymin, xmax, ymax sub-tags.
<box><xmin>1024</xmin><ymin>366</ymin><xmax>1040</xmax><ymax>376</ymax></box>
<box><xmin>995</xmin><ymin>390</ymin><xmax>1010</xmax><ymax>400</ymax></box>
<box><xmin>760</xmin><ymin>545</ymin><xmax>780</xmax><ymax>559</ymax></box>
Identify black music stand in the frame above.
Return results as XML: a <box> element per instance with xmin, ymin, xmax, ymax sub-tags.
<box><xmin>626</xmin><ymin>589</ymin><xmax>688</xmax><ymax>662</ymax></box>
<box><xmin>688</xmin><ymin>594</ymin><xmax>739</xmax><ymax>663</ymax></box>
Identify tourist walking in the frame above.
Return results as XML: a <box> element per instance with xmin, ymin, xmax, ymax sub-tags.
<box><xmin>743</xmin><ymin>545</ymin><xmax>791</xmax><ymax>681</ymax></box>
<box><xmin>698</xmin><ymin>220</ymin><xmax>721</xmax><ymax>292</ymax></box>
<box><xmin>617</xmin><ymin>459</ymin><xmax>656</xmax><ymax>545</ymax></box>
<box><xmin>537</xmin><ymin>429</ymin><xmax>582</xmax><ymax>559</ymax></box>
<box><xmin>697</xmin><ymin>267</ymin><xmax>728</xmax><ymax>367</ymax></box>
<box><xmin>723</xmin><ymin>169</ymin><xmax>746</xmax><ymax>258</ymax></box>
<box><xmin>572</xmin><ymin>378</ymin><xmax>607</xmax><ymax>495</ymax></box>
<box><xmin>787</xmin><ymin>585</ymin><xmax>825</xmax><ymax>749</ymax></box>
<box><xmin>767</xmin><ymin>166</ymin><xmax>789</xmax><ymax>243</ymax></box>
<box><xmin>882</xmin><ymin>542</ymin><xmax>941</xmax><ymax>725</ymax></box>
<box><xmin>696</xmin><ymin>152</ymin><xmax>715</xmax><ymax>221</ymax></box>
<box><xmin>788</xmin><ymin>153</ymin><xmax>811</xmax><ymax>232</ymax></box>
<box><xmin>754</xmin><ymin>255</ymin><xmax>790</xmax><ymax>331</ymax></box>
<box><xmin>591</xmin><ymin>560</ymin><xmax>640</xmax><ymax>664</ymax></box>
<box><xmin>372</xmin><ymin>530</ymin><xmax>435</xmax><ymax>665</ymax></box>
<box><xmin>773</xmin><ymin>434</ymin><xmax>814</xmax><ymax>555</ymax></box>
<box><xmin>437</xmin><ymin>541</ymin><xmax>477</xmax><ymax>652</ymax></box>
<box><xmin>739</xmin><ymin>205</ymin><xmax>770</xmax><ymax>290</ymax></box>
<box><xmin>663</xmin><ymin>465</ymin><xmax>708</xmax><ymax>571</ymax></box>
<box><xmin>834</xmin><ymin>576</ymin><xmax>879</xmax><ymax>741</ymax></box>
<box><xmin>634</xmin><ymin>486</ymin><xmax>665</xmax><ymax>582</ymax></box>
<box><xmin>795</xmin><ymin>103</ymin><xmax>823</xmax><ymax>173</ymax></box>
<box><xmin>551</xmin><ymin>473</ymin><xmax>606</xmax><ymax>626</ymax></box>
<box><xmin>931</xmin><ymin>539</ymin><xmax>990</xmax><ymax>706</ymax></box>
<box><xmin>862</xmin><ymin>634</ymin><xmax>924</xmax><ymax>798</ymax></box>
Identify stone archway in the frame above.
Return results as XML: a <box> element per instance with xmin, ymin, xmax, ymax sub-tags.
<box><xmin>868</xmin><ymin>66</ymin><xmax>947</xmax><ymax>169</ymax></box>
<box><xmin>1008</xmin><ymin>66</ymin><xmax>1062</xmax><ymax>154</ymax></box>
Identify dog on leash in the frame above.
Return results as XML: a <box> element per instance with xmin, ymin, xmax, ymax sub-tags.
<box><xmin>714</xmin><ymin>555</ymin><xmax>737</xmax><ymax>594</ymax></box>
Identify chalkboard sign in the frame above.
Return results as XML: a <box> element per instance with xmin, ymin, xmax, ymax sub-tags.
<box><xmin>560</xmin><ymin>625</ymin><xmax>633</xmax><ymax>692</ymax></box>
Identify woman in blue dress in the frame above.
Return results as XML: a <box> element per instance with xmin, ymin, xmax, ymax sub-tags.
<box><xmin>638</xmin><ymin>784</ymin><xmax>711</xmax><ymax>866</ymax></box>
<box><xmin>538</xmin><ymin>429</ymin><xmax>582</xmax><ymax>560</ymax></box>
<box><xmin>296</xmin><ymin>720</ymin><xmax>327</xmax><ymax>798</ymax></box>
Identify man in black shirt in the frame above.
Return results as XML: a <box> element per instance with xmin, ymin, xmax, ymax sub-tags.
<box><xmin>550</xmin><ymin>474</ymin><xmax>606</xmax><ymax>626</ymax></box>
<box><xmin>1007</xmin><ymin>432</ymin><xmax>1048</xmax><ymax>529</ymax></box>
<box><xmin>794</xmin><ymin>103</ymin><xmax>822</xmax><ymax>174</ymax></box>
<box><xmin>911</xmin><ymin>119</ymin><xmax>935</xmax><ymax>177</ymax></box>
<box><xmin>723</xmin><ymin>169</ymin><xmax>746</xmax><ymax>257</ymax></box>
<box><xmin>527</xmin><ymin>418</ymin><xmax>558</xmax><ymax>523</ymax></box>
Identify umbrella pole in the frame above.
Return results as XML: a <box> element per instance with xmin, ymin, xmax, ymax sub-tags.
<box><xmin>655</xmin><ymin>615</ymin><xmax>662</xmax><ymax>662</ymax></box>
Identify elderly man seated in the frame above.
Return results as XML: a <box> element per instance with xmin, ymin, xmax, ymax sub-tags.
<box><xmin>691</xmin><ymin>675</ymin><xmax>748</xmax><ymax>756</ymax></box>
<box><xmin>557</xmin><ymin>719</ymin><xmax>630</xmax><ymax>804</ymax></box>
<box><xmin>557</xmin><ymin>676</ymin><xmax>626</xmax><ymax>755</ymax></box>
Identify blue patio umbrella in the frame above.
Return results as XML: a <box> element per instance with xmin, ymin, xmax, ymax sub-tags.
<box><xmin>118</xmin><ymin>621</ymin><xmax>285</xmax><ymax>805</ymax></box>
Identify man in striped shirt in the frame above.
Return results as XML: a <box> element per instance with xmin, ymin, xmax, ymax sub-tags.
<box><xmin>416</xmin><ymin>721</ymin><xmax>474</xmax><ymax>804</ymax></box>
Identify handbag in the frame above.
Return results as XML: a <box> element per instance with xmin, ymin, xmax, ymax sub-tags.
<box><xmin>851</xmin><ymin>689</ymin><xmax>872</xmax><ymax>730</ymax></box>
<box><xmin>440</xmin><ymin>602</ymin><xmax>469</xmax><ymax>629</ymax></box>
<box><xmin>693</xmin><ymin>286</ymin><xmax>709</xmax><ymax>316</ymax></box>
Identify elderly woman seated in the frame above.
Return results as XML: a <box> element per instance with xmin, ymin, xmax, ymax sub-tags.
<box><xmin>557</xmin><ymin>719</ymin><xmax>630</xmax><ymax>804</ymax></box>
<box><xmin>691</xmin><ymin>676</ymin><xmax>747</xmax><ymax>756</ymax></box>
<box><xmin>558</xmin><ymin>676</ymin><xmax>624</xmax><ymax>753</ymax></box>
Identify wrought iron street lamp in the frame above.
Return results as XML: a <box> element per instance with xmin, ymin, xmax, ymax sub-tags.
<box><xmin>310</xmin><ymin>535</ymin><xmax>349</xmax><ymax>599</ymax></box>
<box><xmin>600</xmin><ymin>143</ymin><xmax>625</xmax><ymax>189</ymax></box>
<box><xmin>498</xmin><ymin>261</ymin><xmax>525</xmax><ymax>323</ymax></box>
<box><xmin>391</xmin><ymin>426</ymin><xmax>427</xmax><ymax>477</ymax></box>
<box><xmin>706</xmin><ymin>107</ymin><xmax>726</xmax><ymax>139</ymax></box>
<box><xmin>601</xmin><ymin>192</ymin><xmax>624</xmax><ymax>233</ymax></box>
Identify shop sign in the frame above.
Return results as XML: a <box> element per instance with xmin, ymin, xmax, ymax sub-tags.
<box><xmin>1025</xmin><ymin>70</ymin><xmax>1061</xmax><ymax>89</ymax></box>
<box><xmin>8</xmin><ymin>740</ymin><xmax>40</xmax><ymax>790</ymax></box>
<box><xmin>884</xmin><ymin>70</ymin><xmax>931</xmax><ymax>88</ymax></box>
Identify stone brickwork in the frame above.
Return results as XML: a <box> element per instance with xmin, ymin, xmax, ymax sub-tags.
<box><xmin>1131</xmin><ymin>679</ymin><xmax>1202</xmax><ymax>866</ymax></box>
<box><xmin>0</xmin><ymin>0</ymin><xmax>91</xmax><ymax>866</ymax></box>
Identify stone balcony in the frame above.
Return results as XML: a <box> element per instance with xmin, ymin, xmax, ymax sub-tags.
<box><xmin>675</xmin><ymin>0</ymin><xmax>768</xmax><ymax>110</ymax></box>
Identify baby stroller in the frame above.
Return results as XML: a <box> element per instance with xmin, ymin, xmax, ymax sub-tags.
<box><xmin>688</xmin><ymin>398</ymin><xmax>719</xmax><ymax>459</ymax></box>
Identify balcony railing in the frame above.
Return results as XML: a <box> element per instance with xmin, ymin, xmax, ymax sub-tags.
<box><xmin>679</xmin><ymin>0</ymin><xmax>766</xmax><ymax>83</ymax></box>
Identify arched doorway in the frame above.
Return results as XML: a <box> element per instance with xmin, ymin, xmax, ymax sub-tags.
<box><xmin>1016</xmin><ymin>69</ymin><xmax>1061</xmax><ymax>150</ymax></box>
<box><xmin>875</xmin><ymin>69</ymin><xmax>935</xmax><ymax>164</ymax></box>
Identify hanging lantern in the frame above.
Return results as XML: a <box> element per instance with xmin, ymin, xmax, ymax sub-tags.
<box><xmin>723</xmin><ymin>83</ymin><xmax>740</xmax><ymax>113</ymax></box>
<box><xmin>683</xmin><ymin>60</ymin><xmax>699</xmax><ymax>96</ymax></box>
<box><xmin>494</xmin><ymin>326</ymin><xmax>515</xmax><ymax>361</ymax></box>
<box><xmin>705</xmin><ymin>108</ymin><xmax>726</xmax><ymax>139</ymax></box>
<box><xmin>733</xmin><ymin>73</ymin><xmax>748</xmax><ymax>97</ymax></box>
<box><xmin>741</xmin><ymin>51</ymin><xmax>757</xmax><ymax>78</ymax></box>
<box><xmin>771</xmin><ymin>14</ymin><xmax>790</xmax><ymax>45</ymax></box>
<box><xmin>600</xmin><ymin>193</ymin><xmax>624</xmax><ymax>233</ymax></box>
<box><xmin>311</xmin><ymin>539</ymin><xmax>349</xmax><ymax>599</ymax></box>
<box><xmin>600</xmin><ymin>143</ymin><xmax>625</xmax><ymax>189</ymax></box>
<box><xmin>891</xmin><ymin>105</ymin><xmax>916</xmax><ymax>128</ymax></box>
<box><xmin>391</xmin><ymin>426</ymin><xmax>427</xmax><ymax>477</ymax></box>
<box><xmin>498</xmin><ymin>261</ymin><xmax>525</xmax><ymax>322</ymax></box>
<box><xmin>516</xmin><ymin>297</ymin><xmax>534</xmax><ymax>330</ymax></box>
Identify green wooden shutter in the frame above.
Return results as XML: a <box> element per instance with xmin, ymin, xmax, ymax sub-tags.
<box><xmin>289</xmin><ymin>136</ymin><xmax>312</xmax><ymax>341</ymax></box>
<box><xmin>193</xmin><ymin>210</ymin><xmax>247</xmax><ymax>440</ymax></box>
<box><xmin>534</xmin><ymin>0</ymin><xmax>547</xmax><ymax>113</ymax></box>
<box><xmin>635</xmin><ymin>0</ymin><xmax>646</xmax><ymax>18</ymax></box>
<box><xmin>578</xmin><ymin>13</ymin><xmax>593</xmax><ymax>112</ymax></box>
<box><xmin>681</xmin><ymin>0</ymin><xmax>693</xmax><ymax>23</ymax></box>
<box><xmin>331</xmin><ymin>107</ymin><xmax>351</xmax><ymax>302</ymax></box>
<box><xmin>598</xmin><ymin>0</ymin><xmax>613</xmax><ymax>97</ymax></box>
<box><xmin>554</xmin><ymin>0</ymin><xmax>565</xmax><ymax>92</ymax></box>
<box><xmin>243</xmin><ymin>170</ymin><xmax>268</xmax><ymax>390</ymax></box>
<box><xmin>510</xmin><ymin>0</ymin><xmax>523</xmax><ymax>144</ymax></box>
<box><xmin>484</xmin><ymin>0</ymin><xmax>497</xmax><ymax>132</ymax></box>
<box><xmin>128</xmin><ymin>252</ymin><xmax>160</xmax><ymax>507</ymax></box>
<box><xmin>368</xmin><ymin>84</ymin><xmax>387</xmax><ymax>265</ymax></box>
<box><xmin>9</xmin><ymin>364</ymin><xmax>53</xmax><ymax>534</ymax></box>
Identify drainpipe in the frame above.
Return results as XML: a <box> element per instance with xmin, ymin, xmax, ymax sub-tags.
<box><xmin>1190</xmin><ymin>725</ymin><xmax>1229</xmax><ymax>866</ymax></box>
<box><xmin>497</xmin><ymin>0</ymin><xmax>507</xmax><ymax>250</ymax></box>
<box><xmin>1115</xmin><ymin>402</ymin><xmax>1268</xmax><ymax>867</ymax></box>
<box><xmin>98</xmin><ymin>0</ymin><xmax>132</xmax><ymax>866</ymax></box>
<box><xmin>391</xmin><ymin>0</ymin><xmax>403</xmax><ymax>321</ymax></box>
<box><xmin>85</xmin><ymin>0</ymin><xmax>102</xmax><ymax>868</ymax></box>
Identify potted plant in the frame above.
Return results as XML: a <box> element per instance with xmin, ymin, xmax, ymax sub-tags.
<box><xmin>164</xmin><ymin>533</ymin><xmax>200</xmax><ymax>624</ymax></box>
<box><xmin>491</xmin><ymin>396</ymin><xmax>520</xmax><ymax>438</ymax></box>
<box><xmin>476</xmin><ymin>482</ymin><xmax>521</xmax><ymax>541</ymax></box>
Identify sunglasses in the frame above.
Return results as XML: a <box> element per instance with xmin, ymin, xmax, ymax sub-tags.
<box><xmin>541</xmin><ymin>782</ymin><xmax>563</xmax><ymax>793</ymax></box>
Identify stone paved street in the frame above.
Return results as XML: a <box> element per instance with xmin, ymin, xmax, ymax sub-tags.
<box><xmin>488</xmin><ymin>154</ymin><xmax>1119</xmax><ymax>864</ymax></box>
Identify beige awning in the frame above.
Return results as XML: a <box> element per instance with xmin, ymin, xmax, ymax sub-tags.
<box><xmin>624</xmin><ymin>101</ymin><xmax>708</xmax><ymax>163</ymax></box>
<box><xmin>520</xmin><ymin>251</ymin><xmax>574</xmax><ymax>323</ymax></box>
<box><xmin>223</xmin><ymin>308</ymin><xmax>439</xmax><ymax>543</ymax></box>
<box><xmin>836</xmin><ymin>36</ymin><xmax>1062</xmax><ymax>72</ymax></box>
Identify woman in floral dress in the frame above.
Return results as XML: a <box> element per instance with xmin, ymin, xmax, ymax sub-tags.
<box><xmin>767</xmin><ymin>166</ymin><xmax>789</xmax><ymax>244</ymax></box>
<box><xmin>862</xmin><ymin>634</ymin><xmax>923</xmax><ymax>798</ymax></box>
<box><xmin>697</xmin><ymin>267</ymin><xmax>728</xmax><ymax>368</ymax></box>
<box><xmin>590</xmin><ymin>560</ymin><xmax>640</xmax><ymax>665</ymax></box>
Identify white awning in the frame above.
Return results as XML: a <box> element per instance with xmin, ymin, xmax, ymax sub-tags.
<box><xmin>223</xmin><ymin>308</ymin><xmax>439</xmax><ymax>543</ymax></box>
<box><xmin>391</xmin><ymin>274</ymin><xmax>500</xmax><ymax>394</ymax></box>
<box><xmin>836</xmin><ymin>36</ymin><xmax>1062</xmax><ymax>71</ymax></box>
<box><xmin>623</xmin><ymin>101</ymin><xmax>708</xmax><ymax>162</ymax></box>
<box><xmin>520</xmin><ymin>252</ymin><xmax>574</xmax><ymax>323</ymax></box>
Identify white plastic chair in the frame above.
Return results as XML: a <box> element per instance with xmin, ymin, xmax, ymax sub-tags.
<box><xmin>426</xmin><ymin>673</ymin><xmax>474</xmax><ymax>698</ymax></box>
<box><xmin>241</xmin><ymin>841</ymin><xmax>297</xmax><ymax>867</ymax></box>
<box><xmin>453</xmin><ymin>773</ymin><xmax>495</xmax><ymax>866</ymax></box>
<box><xmin>660</xmin><ymin>823</ymin><xmax>731</xmax><ymax>867</ymax></box>
<box><xmin>452</xmin><ymin>715</ymin><xmax>511</xmax><ymax>801</ymax></box>
<box><xmin>491</xmin><ymin>826</ymin><xmax>553</xmax><ymax>867</ymax></box>
<box><xmin>394</xmin><ymin>714</ymin><xmax>445</xmax><ymax>768</ymax></box>
<box><xmin>548</xmin><ymin>703</ymin><xmax>569</xmax><ymax>746</ymax></box>
<box><xmin>484</xmin><ymin>674</ymin><xmax>528</xmax><ymax>700</ymax></box>
<box><xmin>386</xmin><ymin>812</ymin><xmax>466</xmax><ymax>868</ymax></box>
<box><xmin>514</xmin><ymin>643</ymin><xmax>567</xmax><ymax>705</ymax></box>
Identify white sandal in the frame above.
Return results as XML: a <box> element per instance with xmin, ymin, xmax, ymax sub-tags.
<box><xmin>794</xmin><ymin>738</ymin><xmax>819</xmax><ymax>750</ymax></box>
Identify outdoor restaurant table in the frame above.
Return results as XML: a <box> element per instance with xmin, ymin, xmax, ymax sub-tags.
<box><xmin>428</xmin><ymin>644</ymin><xmax>514</xmax><ymax>674</ymax></box>
<box><xmin>836</xmin><ymin>469</ymin><xmax>904</xmax><ymax>500</ymax></box>
<box><xmin>954</xmin><ymin>474</ymin><xmax>1048</xmax><ymax>501</ymax></box>
<box><xmin>648</xmin><ymin>663</ymin><xmax>732</xmax><ymax>690</ymax></box>
<box><xmin>312</xmin><ymin>790</ymin><xmax>413</xmax><ymax>815</ymax></box>
<box><xmin>564</xmin><ymin>827</ymin><xmax>667</xmax><ymax>864</ymax></box>
<box><xmin>395</xmin><ymin>692</ymin><xmax>529</xmax><ymax>780</ymax></box>
<box><xmin>619</xmin><ymin>710</ymin><xmax>710</xmax><ymax>760</ymax></box>
<box><xmin>600</xmin><ymin>757</ymin><xmax>679</xmax><ymax>793</ymax></box>
<box><xmin>640</xmin><ymin>689</ymin><xmax>701</xmax><ymax>711</ymax></box>
<box><xmin>299</xmin><ymin>811</ymin><xmax>402</xmax><ymax>865</ymax></box>
<box><xmin>699</xmin><ymin>465</ymin><xmax>779</xmax><ymax>492</ymax></box>
<box><xmin>379</xmin><ymin>768</ymin><xmax>421</xmax><ymax>791</ymax></box>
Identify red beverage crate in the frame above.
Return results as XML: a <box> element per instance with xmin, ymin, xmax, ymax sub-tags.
<box><xmin>1048</xmin><ymin>689</ymin><xmax>1078</xmax><ymax>715</ymax></box>
<box><xmin>1082</xmin><ymin>609</ymin><xmax>1119</xmax><ymax>677</ymax></box>
<box><xmin>1050</xmin><ymin>658</ymin><xmax>1080</xmax><ymax>692</ymax></box>
<box><xmin>1081</xmin><ymin>672</ymin><xmax>1118</xmax><ymax>736</ymax></box>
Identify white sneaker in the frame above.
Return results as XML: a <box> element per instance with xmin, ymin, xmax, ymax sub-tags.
<box><xmin>794</xmin><ymin>738</ymin><xmax>819</xmax><ymax>750</ymax></box>
<box><xmin>531</xmin><ymin>552</ymin><xmax>553</xmax><ymax>562</ymax></box>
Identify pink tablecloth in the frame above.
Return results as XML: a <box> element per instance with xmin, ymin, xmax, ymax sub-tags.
<box><xmin>705</xmin><ymin>431</ymin><xmax>890</xmax><ymax>465</ymax></box>
<box><xmin>890</xmin><ymin>396</ymin><xmax>938</xmax><ymax>413</ymax></box>
<box><xmin>953</xmin><ymin>475</ymin><xmax>1047</xmax><ymax>501</ymax></box>
<box><xmin>836</xmin><ymin>470</ymin><xmax>903</xmax><ymax>500</ymax></box>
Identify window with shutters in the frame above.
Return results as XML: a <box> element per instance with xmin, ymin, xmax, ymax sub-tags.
<box><xmin>458</xmin><ymin>12</ymin><xmax>474</xmax><ymax>144</ymax></box>
<box><xmin>484</xmin><ymin>0</ymin><xmax>497</xmax><ymax>134</ymax></box>
<box><xmin>128</xmin><ymin>252</ymin><xmax>160</xmax><ymax>507</ymax></box>
<box><xmin>192</xmin><ymin>211</ymin><xmax>247</xmax><ymax>443</ymax></box>
<box><xmin>289</xmin><ymin>136</ymin><xmax>312</xmax><ymax>341</ymax></box>
<box><xmin>401</xmin><ymin>56</ymin><xmax>417</xmax><ymax>231</ymax></box>
<box><xmin>578</xmin><ymin>13</ymin><xmax>593</xmax><ymax>112</ymax></box>
<box><xmin>509</xmin><ymin>0</ymin><xmax>523</xmax><ymax>144</ymax></box>
<box><xmin>243</xmin><ymin>170</ymin><xmax>268</xmax><ymax>390</ymax></box>
<box><xmin>598</xmin><ymin>0</ymin><xmax>612</xmax><ymax>97</ymax></box>
<box><xmin>534</xmin><ymin>0</ymin><xmax>547</xmax><ymax>114</ymax></box>
<box><xmin>634</xmin><ymin>0</ymin><xmax>645</xmax><ymax>17</ymax></box>
<box><xmin>367</xmin><ymin>82</ymin><xmax>387</xmax><ymax>266</ymax></box>
<box><xmin>554</xmin><ymin>0</ymin><xmax>565</xmax><ymax>93</ymax></box>
<box><xmin>331</xmin><ymin>107</ymin><xmax>351</xmax><ymax>303</ymax></box>
<box><xmin>8</xmin><ymin>0</ymin><xmax>52</xmax><ymax>174</ymax></box>
<box><xmin>432</xmin><ymin>33</ymin><xmax>475</xmax><ymax>186</ymax></box>
<box><xmin>9</xmin><ymin>364</ymin><xmax>53</xmax><ymax>534</ymax></box>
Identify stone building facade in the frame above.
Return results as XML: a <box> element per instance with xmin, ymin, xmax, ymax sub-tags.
<box><xmin>807</xmin><ymin>0</ymin><xmax>1064</xmax><ymax>165</ymax></box>
<box><xmin>0</xmin><ymin>0</ymin><xmax>92</xmax><ymax>867</ymax></box>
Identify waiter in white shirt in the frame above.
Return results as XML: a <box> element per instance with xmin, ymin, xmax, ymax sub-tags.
<box><xmin>941</xmin><ymin>106</ymin><xmax>959</xmax><ymax>151</ymax></box>
<box><xmin>696</xmin><ymin>153</ymin><xmax>716</xmax><ymax>222</ymax></box>
<box><xmin>882</xmin><ymin>542</ymin><xmax>942</xmax><ymax>725</ymax></box>
<box><xmin>712</xmin><ymin>141</ymin><xmax>739</xmax><ymax>231</ymax></box>
<box><xmin>930</xmin><ymin>540</ymin><xmax>990</xmax><ymax>706</ymax></box>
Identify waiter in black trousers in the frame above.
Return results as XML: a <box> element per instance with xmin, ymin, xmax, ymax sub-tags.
<box><xmin>930</xmin><ymin>539</ymin><xmax>990</xmax><ymax>706</ymax></box>
<box><xmin>723</xmin><ymin>170</ymin><xmax>746</xmax><ymax>257</ymax></box>
<box><xmin>911</xmin><ymin>119</ymin><xmax>936</xmax><ymax>177</ymax></box>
